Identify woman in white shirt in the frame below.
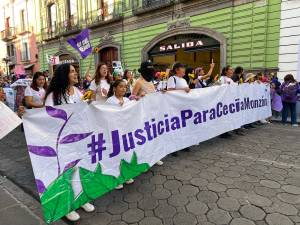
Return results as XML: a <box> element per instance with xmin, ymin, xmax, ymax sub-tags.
<box><xmin>24</xmin><ymin>72</ymin><xmax>47</xmax><ymax>108</ymax></box>
<box><xmin>167</xmin><ymin>62</ymin><xmax>191</xmax><ymax>156</ymax></box>
<box><xmin>219</xmin><ymin>65</ymin><xmax>236</xmax><ymax>85</ymax></box>
<box><xmin>123</xmin><ymin>69</ymin><xmax>136</xmax><ymax>97</ymax></box>
<box><xmin>89</xmin><ymin>63</ymin><xmax>112</xmax><ymax>102</ymax></box>
<box><xmin>44</xmin><ymin>64</ymin><xmax>95</xmax><ymax>222</ymax></box>
<box><xmin>106</xmin><ymin>80</ymin><xmax>131</xmax><ymax>107</ymax></box>
<box><xmin>106</xmin><ymin>80</ymin><xmax>135</xmax><ymax>189</ymax></box>
<box><xmin>167</xmin><ymin>62</ymin><xmax>190</xmax><ymax>92</ymax></box>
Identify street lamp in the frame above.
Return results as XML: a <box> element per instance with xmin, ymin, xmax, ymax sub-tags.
<box><xmin>2</xmin><ymin>56</ymin><xmax>11</xmax><ymax>77</ymax></box>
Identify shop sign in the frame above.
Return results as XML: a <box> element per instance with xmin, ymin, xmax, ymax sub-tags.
<box><xmin>58</xmin><ymin>59</ymin><xmax>77</xmax><ymax>64</ymax></box>
<box><xmin>159</xmin><ymin>40</ymin><xmax>204</xmax><ymax>52</ymax></box>
<box><xmin>46</xmin><ymin>54</ymin><xmax>60</xmax><ymax>65</ymax></box>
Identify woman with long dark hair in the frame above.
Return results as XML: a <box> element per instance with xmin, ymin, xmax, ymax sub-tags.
<box><xmin>44</xmin><ymin>64</ymin><xmax>96</xmax><ymax>221</ymax></box>
<box><xmin>89</xmin><ymin>63</ymin><xmax>112</xmax><ymax>102</ymax></box>
<box><xmin>24</xmin><ymin>72</ymin><xmax>47</xmax><ymax>108</ymax></box>
<box><xmin>45</xmin><ymin>64</ymin><xmax>83</xmax><ymax>106</ymax></box>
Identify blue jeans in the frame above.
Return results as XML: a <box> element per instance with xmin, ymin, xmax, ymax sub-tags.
<box><xmin>282</xmin><ymin>102</ymin><xmax>297</xmax><ymax>124</ymax></box>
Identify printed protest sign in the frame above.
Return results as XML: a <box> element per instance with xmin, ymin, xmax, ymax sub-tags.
<box><xmin>0</xmin><ymin>101</ymin><xmax>22</xmax><ymax>139</ymax></box>
<box><xmin>23</xmin><ymin>84</ymin><xmax>271</xmax><ymax>223</ymax></box>
<box><xmin>67</xmin><ymin>28</ymin><xmax>92</xmax><ymax>59</ymax></box>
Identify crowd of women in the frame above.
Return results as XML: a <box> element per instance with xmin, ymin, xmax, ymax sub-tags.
<box><xmin>0</xmin><ymin>60</ymin><xmax>299</xmax><ymax>221</ymax></box>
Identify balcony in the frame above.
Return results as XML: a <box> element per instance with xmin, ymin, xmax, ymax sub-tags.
<box><xmin>132</xmin><ymin>0</ymin><xmax>174</xmax><ymax>15</ymax></box>
<box><xmin>18</xmin><ymin>25</ymin><xmax>32</xmax><ymax>35</ymax></box>
<box><xmin>41</xmin><ymin>18</ymin><xmax>80</xmax><ymax>41</ymax></box>
<box><xmin>1</xmin><ymin>27</ymin><xmax>17</xmax><ymax>41</ymax></box>
<box><xmin>85</xmin><ymin>2</ymin><xmax>123</xmax><ymax>28</ymax></box>
<box><xmin>41</xmin><ymin>26</ymin><xmax>59</xmax><ymax>41</ymax></box>
<box><xmin>58</xmin><ymin>17</ymin><xmax>80</xmax><ymax>36</ymax></box>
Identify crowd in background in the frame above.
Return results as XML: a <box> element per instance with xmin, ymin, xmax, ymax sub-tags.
<box><xmin>1</xmin><ymin>61</ymin><xmax>300</xmax><ymax>127</ymax></box>
<box><xmin>0</xmin><ymin>60</ymin><xmax>300</xmax><ymax>221</ymax></box>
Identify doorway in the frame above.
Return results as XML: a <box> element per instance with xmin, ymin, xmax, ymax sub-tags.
<box><xmin>99</xmin><ymin>47</ymin><xmax>119</xmax><ymax>72</ymax></box>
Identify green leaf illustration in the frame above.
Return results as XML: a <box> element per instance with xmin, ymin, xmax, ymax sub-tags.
<box><xmin>118</xmin><ymin>152</ymin><xmax>150</xmax><ymax>183</ymax></box>
<box><xmin>79</xmin><ymin>164</ymin><xmax>119</xmax><ymax>199</ymax></box>
<box><xmin>40</xmin><ymin>168</ymin><xmax>74</xmax><ymax>223</ymax></box>
<box><xmin>41</xmin><ymin>152</ymin><xmax>151</xmax><ymax>223</ymax></box>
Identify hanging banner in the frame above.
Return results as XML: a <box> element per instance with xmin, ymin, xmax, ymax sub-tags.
<box><xmin>23</xmin><ymin>83</ymin><xmax>271</xmax><ymax>223</ymax></box>
<box><xmin>0</xmin><ymin>101</ymin><xmax>22</xmax><ymax>139</ymax></box>
<box><xmin>67</xmin><ymin>28</ymin><xmax>92</xmax><ymax>59</ymax></box>
<box><xmin>46</xmin><ymin>54</ymin><xmax>60</xmax><ymax>65</ymax></box>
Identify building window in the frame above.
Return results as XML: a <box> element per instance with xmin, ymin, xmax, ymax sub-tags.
<box><xmin>5</xmin><ymin>17</ymin><xmax>10</xmax><ymax>29</ymax></box>
<box><xmin>7</xmin><ymin>44</ymin><xmax>15</xmax><ymax>57</ymax></box>
<box><xmin>20</xmin><ymin>9</ymin><xmax>26</xmax><ymax>32</ymax></box>
<box><xmin>67</xmin><ymin>0</ymin><xmax>78</xmax><ymax>26</ymax></box>
<box><xmin>48</xmin><ymin>4</ymin><xmax>57</xmax><ymax>32</ymax></box>
<box><xmin>21</xmin><ymin>41</ymin><xmax>30</xmax><ymax>61</ymax></box>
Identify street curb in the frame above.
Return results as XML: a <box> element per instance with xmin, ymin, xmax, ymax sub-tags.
<box><xmin>0</xmin><ymin>176</ymin><xmax>68</xmax><ymax>225</ymax></box>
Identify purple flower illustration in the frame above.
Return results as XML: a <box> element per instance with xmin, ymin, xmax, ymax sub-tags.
<box><xmin>36</xmin><ymin>179</ymin><xmax>46</xmax><ymax>194</ymax></box>
<box><xmin>28</xmin><ymin>107</ymin><xmax>93</xmax><ymax>182</ymax></box>
<box><xmin>63</xmin><ymin>159</ymin><xmax>81</xmax><ymax>172</ymax></box>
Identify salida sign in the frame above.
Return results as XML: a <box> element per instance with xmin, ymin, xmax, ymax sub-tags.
<box><xmin>159</xmin><ymin>40</ymin><xmax>203</xmax><ymax>52</ymax></box>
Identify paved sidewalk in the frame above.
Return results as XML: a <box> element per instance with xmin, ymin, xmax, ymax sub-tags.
<box><xmin>1</xmin><ymin>123</ymin><xmax>300</xmax><ymax>225</ymax></box>
<box><xmin>0</xmin><ymin>176</ymin><xmax>67</xmax><ymax>225</ymax></box>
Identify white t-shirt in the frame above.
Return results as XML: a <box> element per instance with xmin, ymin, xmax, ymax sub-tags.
<box><xmin>106</xmin><ymin>95</ymin><xmax>130</xmax><ymax>106</ymax></box>
<box><xmin>45</xmin><ymin>87</ymin><xmax>83</xmax><ymax>106</ymax></box>
<box><xmin>89</xmin><ymin>79</ymin><xmax>110</xmax><ymax>100</ymax></box>
<box><xmin>156</xmin><ymin>80</ymin><xmax>168</xmax><ymax>91</ymax></box>
<box><xmin>219</xmin><ymin>76</ymin><xmax>236</xmax><ymax>85</ymax></box>
<box><xmin>24</xmin><ymin>86</ymin><xmax>45</xmax><ymax>105</ymax></box>
<box><xmin>167</xmin><ymin>76</ymin><xmax>188</xmax><ymax>89</ymax></box>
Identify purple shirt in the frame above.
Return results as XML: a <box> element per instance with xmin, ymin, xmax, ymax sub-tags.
<box><xmin>280</xmin><ymin>82</ymin><xmax>300</xmax><ymax>103</ymax></box>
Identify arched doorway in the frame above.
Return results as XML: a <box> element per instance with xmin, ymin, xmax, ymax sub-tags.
<box><xmin>142</xmin><ymin>27</ymin><xmax>227</xmax><ymax>73</ymax></box>
<box><xmin>98</xmin><ymin>47</ymin><xmax>119</xmax><ymax>72</ymax></box>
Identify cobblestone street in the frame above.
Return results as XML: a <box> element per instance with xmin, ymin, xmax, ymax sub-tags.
<box><xmin>1</xmin><ymin>123</ymin><xmax>300</xmax><ymax>225</ymax></box>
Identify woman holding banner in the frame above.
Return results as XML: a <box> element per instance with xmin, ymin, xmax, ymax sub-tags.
<box><xmin>89</xmin><ymin>63</ymin><xmax>112</xmax><ymax>102</ymax></box>
<box><xmin>132</xmin><ymin>61</ymin><xmax>164</xmax><ymax>166</ymax></box>
<box><xmin>44</xmin><ymin>64</ymin><xmax>95</xmax><ymax>222</ymax></box>
<box><xmin>24</xmin><ymin>72</ymin><xmax>47</xmax><ymax>109</ymax></box>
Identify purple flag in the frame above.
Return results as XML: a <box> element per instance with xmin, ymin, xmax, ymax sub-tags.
<box><xmin>67</xmin><ymin>28</ymin><xmax>92</xmax><ymax>59</ymax></box>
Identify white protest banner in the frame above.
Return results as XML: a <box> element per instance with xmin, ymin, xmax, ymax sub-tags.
<box><xmin>0</xmin><ymin>101</ymin><xmax>22</xmax><ymax>139</ymax></box>
<box><xmin>3</xmin><ymin>88</ymin><xmax>16</xmax><ymax>111</ymax></box>
<box><xmin>23</xmin><ymin>83</ymin><xmax>271</xmax><ymax>223</ymax></box>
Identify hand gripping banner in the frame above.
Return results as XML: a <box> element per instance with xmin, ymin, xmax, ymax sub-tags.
<box><xmin>23</xmin><ymin>84</ymin><xmax>271</xmax><ymax>223</ymax></box>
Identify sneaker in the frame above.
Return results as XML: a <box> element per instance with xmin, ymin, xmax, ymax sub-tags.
<box><xmin>156</xmin><ymin>160</ymin><xmax>164</xmax><ymax>166</ymax></box>
<box><xmin>81</xmin><ymin>202</ymin><xmax>95</xmax><ymax>213</ymax></box>
<box><xmin>115</xmin><ymin>184</ymin><xmax>124</xmax><ymax>190</ymax></box>
<box><xmin>65</xmin><ymin>211</ymin><xmax>80</xmax><ymax>221</ymax></box>
<box><xmin>126</xmin><ymin>179</ymin><xmax>134</xmax><ymax>184</ymax></box>
<box><xmin>260</xmin><ymin>119</ymin><xmax>270</xmax><ymax>124</ymax></box>
<box><xmin>292</xmin><ymin>124</ymin><xmax>298</xmax><ymax>127</ymax></box>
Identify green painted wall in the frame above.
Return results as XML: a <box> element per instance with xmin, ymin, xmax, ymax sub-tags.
<box><xmin>39</xmin><ymin>0</ymin><xmax>281</xmax><ymax>75</ymax></box>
